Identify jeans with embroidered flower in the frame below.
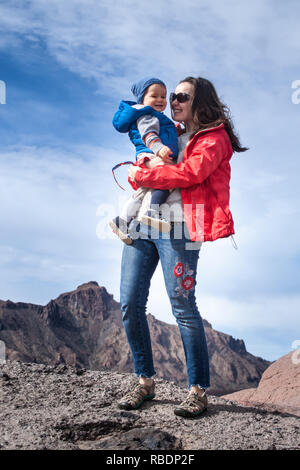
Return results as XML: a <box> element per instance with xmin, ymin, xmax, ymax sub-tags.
<box><xmin>120</xmin><ymin>221</ymin><xmax>210</xmax><ymax>390</ymax></box>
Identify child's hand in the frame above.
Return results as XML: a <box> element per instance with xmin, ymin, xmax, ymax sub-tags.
<box><xmin>157</xmin><ymin>145</ymin><xmax>173</xmax><ymax>163</ymax></box>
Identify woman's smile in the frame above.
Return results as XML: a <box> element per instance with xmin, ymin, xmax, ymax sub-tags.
<box><xmin>171</xmin><ymin>82</ymin><xmax>195</xmax><ymax>129</ymax></box>
<box><xmin>172</xmin><ymin>106</ymin><xmax>182</xmax><ymax>115</ymax></box>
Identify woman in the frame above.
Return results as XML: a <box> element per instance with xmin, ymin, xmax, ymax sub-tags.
<box><xmin>117</xmin><ymin>76</ymin><xmax>248</xmax><ymax>418</ymax></box>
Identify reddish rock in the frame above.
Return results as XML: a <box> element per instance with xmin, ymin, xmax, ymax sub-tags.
<box><xmin>222</xmin><ymin>351</ymin><xmax>300</xmax><ymax>417</ymax></box>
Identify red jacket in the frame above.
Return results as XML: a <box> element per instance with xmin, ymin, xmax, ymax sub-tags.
<box><xmin>132</xmin><ymin>123</ymin><xmax>235</xmax><ymax>242</ymax></box>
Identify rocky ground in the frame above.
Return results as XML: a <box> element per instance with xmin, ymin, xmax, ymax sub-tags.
<box><xmin>0</xmin><ymin>360</ymin><xmax>299</xmax><ymax>451</ymax></box>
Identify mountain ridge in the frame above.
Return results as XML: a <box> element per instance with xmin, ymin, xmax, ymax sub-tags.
<box><xmin>0</xmin><ymin>281</ymin><xmax>270</xmax><ymax>395</ymax></box>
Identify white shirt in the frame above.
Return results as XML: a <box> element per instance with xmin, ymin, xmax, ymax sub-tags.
<box><xmin>135</xmin><ymin>131</ymin><xmax>193</xmax><ymax>222</ymax></box>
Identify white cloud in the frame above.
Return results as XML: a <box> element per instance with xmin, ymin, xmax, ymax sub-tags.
<box><xmin>1</xmin><ymin>0</ymin><xmax>299</xmax><ymax>362</ymax></box>
<box><xmin>0</xmin><ymin>141</ymin><xmax>298</xmax><ymax>361</ymax></box>
<box><xmin>0</xmin><ymin>143</ymin><xmax>131</xmax><ymax>300</ymax></box>
<box><xmin>0</xmin><ymin>0</ymin><xmax>300</xmax><ymax>96</ymax></box>
<box><xmin>199</xmin><ymin>293</ymin><xmax>300</xmax><ymax>332</ymax></box>
<box><xmin>145</xmin><ymin>264</ymin><xmax>300</xmax><ymax>361</ymax></box>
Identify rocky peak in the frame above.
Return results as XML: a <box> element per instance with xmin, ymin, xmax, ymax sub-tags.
<box><xmin>43</xmin><ymin>282</ymin><xmax>119</xmax><ymax>326</ymax></box>
<box><xmin>0</xmin><ymin>282</ymin><xmax>270</xmax><ymax>395</ymax></box>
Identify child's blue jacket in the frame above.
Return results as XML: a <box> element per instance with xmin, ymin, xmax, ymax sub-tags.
<box><xmin>112</xmin><ymin>100</ymin><xmax>178</xmax><ymax>159</ymax></box>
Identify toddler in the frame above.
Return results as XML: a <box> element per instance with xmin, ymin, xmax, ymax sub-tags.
<box><xmin>109</xmin><ymin>77</ymin><xmax>178</xmax><ymax>244</ymax></box>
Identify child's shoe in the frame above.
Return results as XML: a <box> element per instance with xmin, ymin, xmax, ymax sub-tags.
<box><xmin>140</xmin><ymin>209</ymin><xmax>171</xmax><ymax>233</ymax></box>
<box><xmin>109</xmin><ymin>216</ymin><xmax>132</xmax><ymax>244</ymax></box>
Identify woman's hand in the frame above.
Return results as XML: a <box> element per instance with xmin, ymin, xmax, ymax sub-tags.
<box><xmin>128</xmin><ymin>165</ymin><xmax>141</xmax><ymax>182</ymax></box>
<box><xmin>145</xmin><ymin>156</ymin><xmax>165</xmax><ymax>169</ymax></box>
<box><xmin>157</xmin><ymin>145</ymin><xmax>173</xmax><ymax>164</ymax></box>
<box><xmin>158</xmin><ymin>155</ymin><xmax>173</xmax><ymax>164</ymax></box>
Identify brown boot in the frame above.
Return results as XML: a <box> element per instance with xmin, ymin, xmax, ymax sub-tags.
<box><xmin>117</xmin><ymin>382</ymin><xmax>155</xmax><ymax>410</ymax></box>
<box><xmin>174</xmin><ymin>391</ymin><xmax>208</xmax><ymax>418</ymax></box>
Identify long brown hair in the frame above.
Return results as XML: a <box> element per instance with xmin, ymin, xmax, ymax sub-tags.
<box><xmin>179</xmin><ymin>76</ymin><xmax>248</xmax><ymax>153</ymax></box>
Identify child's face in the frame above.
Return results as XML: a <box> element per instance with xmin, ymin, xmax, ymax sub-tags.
<box><xmin>142</xmin><ymin>84</ymin><xmax>167</xmax><ymax>112</ymax></box>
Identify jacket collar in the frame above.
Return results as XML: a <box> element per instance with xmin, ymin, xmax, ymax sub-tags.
<box><xmin>176</xmin><ymin>123</ymin><xmax>225</xmax><ymax>156</ymax></box>
<box><xmin>176</xmin><ymin>122</ymin><xmax>224</xmax><ymax>138</ymax></box>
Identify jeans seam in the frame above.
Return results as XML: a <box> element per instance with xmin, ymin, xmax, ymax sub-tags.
<box><xmin>133</xmin><ymin>241</ymin><xmax>155</xmax><ymax>377</ymax></box>
<box><xmin>189</xmin><ymin>304</ymin><xmax>210</xmax><ymax>389</ymax></box>
<box><xmin>157</xmin><ymin>232</ymin><xmax>210</xmax><ymax>389</ymax></box>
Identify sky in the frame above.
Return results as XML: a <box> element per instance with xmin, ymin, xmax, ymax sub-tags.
<box><xmin>0</xmin><ymin>0</ymin><xmax>299</xmax><ymax>362</ymax></box>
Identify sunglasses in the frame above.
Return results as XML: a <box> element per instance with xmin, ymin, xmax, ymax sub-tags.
<box><xmin>169</xmin><ymin>92</ymin><xmax>191</xmax><ymax>103</ymax></box>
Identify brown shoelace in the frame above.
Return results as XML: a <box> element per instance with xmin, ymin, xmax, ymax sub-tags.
<box><xmin>120</xmin><ymin>384</ymin><xmax>150</xmax><ymax>404</ymax></box>
<box><xmin>178</xmin><ymin>392</ymin><xmax>206</xmax><ymax>412</ymax></box>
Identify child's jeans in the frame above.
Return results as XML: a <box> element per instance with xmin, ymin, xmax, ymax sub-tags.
<box><xmin>150</xmin><ymin>188</ymin><xmax>171</xmax><ymax>209</ymax></box>
<box><xmin>120</xmin><ymin>221</ymin><xmax>210</xmax><ymax>390</ymax></box>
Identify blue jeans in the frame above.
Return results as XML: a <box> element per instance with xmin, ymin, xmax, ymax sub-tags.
<box><xmin>120</xmin><ymin>222</ymin><xmax>210</xmax><ymax>390</ymax></box>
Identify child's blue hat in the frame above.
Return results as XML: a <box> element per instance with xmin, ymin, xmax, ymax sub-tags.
<box><xmin>131</xmin><ymin>77</ymin><xmax>166</xmax><ymax>104</ymax></box>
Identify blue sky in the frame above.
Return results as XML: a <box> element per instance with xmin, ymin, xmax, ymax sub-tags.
<box><xmin>0</xmin><ymin>0</ymin><xmax>299</xmax><ymax>362</ymax></box>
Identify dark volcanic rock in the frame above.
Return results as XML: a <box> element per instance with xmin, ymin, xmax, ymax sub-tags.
<box><xmin>94</xmin><ymin>428</ymin><xmax>180</xmax><ymax>450</ymax></box>
<box><xmin>0</xmin><ymin>282</ymin><xmax>270</xmax><ymax>395</ymax></box>
<box><xmin>0</xmin><ymin>361</ymin><xmax>299</xmax><ymax>450</ymax></box>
